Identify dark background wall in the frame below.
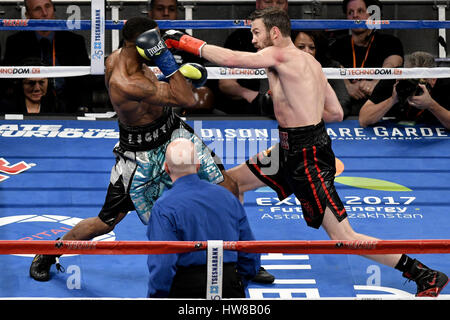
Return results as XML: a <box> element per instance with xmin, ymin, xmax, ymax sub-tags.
<box><xmin>0</xmin><ymin>1</ymin><xmax>448</xmax><ymax>60</ymax></box>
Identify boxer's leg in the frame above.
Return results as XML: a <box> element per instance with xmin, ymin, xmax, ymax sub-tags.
<box><xmin>61</xmin><ymin>212</ymin><xmax>128</xmax><ymax>241</ymax></box>
<box><xmin>29</xmin><ymin>212</ymin><xmax>128</xmax><ymax>282</ymax></box>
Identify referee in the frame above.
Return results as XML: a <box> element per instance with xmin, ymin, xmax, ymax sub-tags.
<box><xmin>146</xmin><ymin>138</ymin><xmax>261</xmax><ymax>298</ymax></box>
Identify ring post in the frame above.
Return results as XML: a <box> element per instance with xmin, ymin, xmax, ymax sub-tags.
<box><xmin>90</xmin><ymin>0</ymin><xmax>105</xmax><ymax>75</ymax></box>
<box><xmin>206</xmin><ymin>240</ymin><xmax>223</xmax><ymax>300</ymax></box>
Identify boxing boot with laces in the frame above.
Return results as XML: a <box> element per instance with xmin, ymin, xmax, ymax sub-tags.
<box><xmin>29</xmin><ymin>254</ymin><xmax>57</xmax><ymax>281</ymax></box>
<box><xmin>29</xmin><ymin>238</ymin><xmax>64</xmax><ymax>281</ymax></box>
<box><xmin>403</xmin><ymin>259</ymin><xmax>449</xmax><ymax>297</ymax></box>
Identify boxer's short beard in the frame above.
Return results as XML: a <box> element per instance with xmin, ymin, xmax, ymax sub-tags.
<box><xmin>262</xmin><ymin>35</ymin><xmax>273</xmax><ymax>49</ymax></box>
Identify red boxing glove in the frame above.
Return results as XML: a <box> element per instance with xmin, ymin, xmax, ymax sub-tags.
<box><xmin>163</xmin><ymin>30</ymin><xmax>206</xmax><ymax>57</ymax></box>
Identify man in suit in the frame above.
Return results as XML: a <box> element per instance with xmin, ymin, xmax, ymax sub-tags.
<box><xmin>3</xmin><ymin>0</ymin><xmax>92</xmax><ymax>113</ymax></box>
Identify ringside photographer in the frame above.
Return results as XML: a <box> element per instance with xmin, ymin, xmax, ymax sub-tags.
<box><xmin>359</xmin><ymin>51</ymin><xmax>450</xmax><ymax>129</ymax></box>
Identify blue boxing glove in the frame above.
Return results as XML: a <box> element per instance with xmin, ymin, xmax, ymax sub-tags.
<box><xmin>156</xmin><ymin>63</ymin><xmax>208</xmax><ymax>88</ymax></box>
<box><xmin>136</xmin><ymin>29</ymin><xmax>179</xmax><ymax>78</ymax></box>
<box><xmin>179</xmin><ymin>63</ymin><xmax>208</xmax><ymax>88</ymax></box>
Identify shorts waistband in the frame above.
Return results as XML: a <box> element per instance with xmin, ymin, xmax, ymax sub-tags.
<box><xmin>119</xmin><ymin>108</ymin><xmax>180</xmax><ymax>151</ymax></box>
<box><xmin>278</xmin><ymin>120</ymin><xmax>327</xmax><ymax>150</ymax></box>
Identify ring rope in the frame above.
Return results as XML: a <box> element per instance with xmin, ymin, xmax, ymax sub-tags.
<box><xmin>196</xmin><ymin>66</ymin><xmax>450</xmax><ymax>80</ymax></box>
<box><xmin>2</xmin><ymin>19</ymin><xmax>450</xmax><ymax>31</ymax></box>
<box><xmin>2</xmin><ymin>66</ymin><xmax>450</xmax><ymax>80</ymax></box>
<box><xmin>0</xmin><ymin>66</ymin><xmax>91</xmax><ymax>78</ymax></box>
<box><xmin>2</xmin><ymin>14</ymin><xmax>449</xmax><ymax>79</ymax></box>
<box><xmin>0</xmin><ymin>239</ymin><xmax>449</xmax><ymax>255</ymax></box>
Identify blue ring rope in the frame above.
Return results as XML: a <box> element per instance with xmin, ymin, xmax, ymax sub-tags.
<box><xmin>1</xmin><ymin>19</ymin><xmax>450</xmax><ymax>31</ymax></box>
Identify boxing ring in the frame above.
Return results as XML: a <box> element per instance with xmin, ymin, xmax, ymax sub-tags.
<box><xmin>1</xmin><ymin>1</ymin><xmax>450</xmax><ymax>302</ymax></box>
<box><xmin>0</xmin><ymin>118</ymin><xmax>449</xmax><ymax>300</ymax></box>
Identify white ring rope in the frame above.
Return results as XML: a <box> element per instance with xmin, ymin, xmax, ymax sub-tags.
<box><xmin>0</xmin><ymin>66</ymin><xmax>90</xmax><ymax>78</ymax></box>
<box><xmin>1</xmin><ymin>0</ymin><xmax>448</xmax><ymax>80</ymax></box>
<box><xmin>2</xmin><ymin>66</ymin><xmax>450</xmax><ymax>80</ymax></box>
<box><xmin>200</xmin><ymin>66</ymin><xmax>450</xmax><ymax>80</ymax></box>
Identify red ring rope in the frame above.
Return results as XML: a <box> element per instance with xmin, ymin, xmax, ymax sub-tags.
<box><xmin>0</xmin><ymin>239</ymin><xmax>449</xmax><ymax>255</ymax></box>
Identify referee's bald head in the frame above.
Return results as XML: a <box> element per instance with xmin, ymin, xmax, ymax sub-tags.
<box><xmin>164</xmin><ymin>138</ymin><xmax>200</xmax><ymax>181</ymax></box>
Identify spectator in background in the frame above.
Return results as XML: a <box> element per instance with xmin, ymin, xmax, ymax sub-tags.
<box><xmin>293</xmin><ymin>30</ymin><xmax>352</xmax><ymax>116</ymax></box>
<box><xmin>359</xmin><ymin>51</ymin><xmax>450</xmax><ymax>129</ymax></box>
<box><xmin>216</xmin><ymin>0</ymin><xmax>288</xmax><ymax>115</ymax></box>
<box><xmin>148</xmin><ymin>0</ymin><xmax>215</xmax><ymax>115</ymax></box>
<box><xmin>329</xmin><ymin>0</ymin><xmax>403</xmax><ymax>117</ymax></box>
<box><xmin>1</xmin><ymin>58</ymin><xmax>63</xmax><ymax>115</ymax></box>
<box><xmin>3</xmin><ymin>0</ymin><xmax>92</xmax><ymax>113</ymax></box>
<box><xmin>148</xmin><ymin>0</ymin><xmax>178</xmax><ymax>21</ymax></box>
<box><xmin>147</xmin><ymin>138</ymin><xmax>260</xmax><ymax>298</ymax></box>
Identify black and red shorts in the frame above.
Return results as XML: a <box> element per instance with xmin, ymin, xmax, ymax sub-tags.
<box><xmin>246</xmin><ymin>120</ymin><xmax>347</xmax><ymax>229</ymax></box>
<box><xmin>246</xmin><ymin>143</ymin><xmax>292</xmax><ymax>201</ymax></box>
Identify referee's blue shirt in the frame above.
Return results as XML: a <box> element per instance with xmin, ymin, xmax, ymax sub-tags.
<box><xmin>147</xmin><ymin>174</ymin><xmax>261</xmax><ymax>298</ymax></box>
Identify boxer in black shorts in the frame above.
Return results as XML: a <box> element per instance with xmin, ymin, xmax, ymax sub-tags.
<box><xmin>169</xmin><ymin>7</ymin><xmax>448</xmax><ymax>296</ymax></box>
<box><xmin>247</xmin><ymin>121</ymin><xmax>346</xmax><ymax>229</ymax></box>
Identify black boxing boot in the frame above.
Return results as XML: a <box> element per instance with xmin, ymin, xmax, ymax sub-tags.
<box><xmin>29</xmin><ymin>254</ymin><xmax>57</xmax><ymax>281</ymax></box>
<box><xmin>403</xmin><ymin>259</ymin><xmax>449</xmax><ymax>297</ymax></box>
<box><xmin>29</xmin><ymin>238</ymin><xmax>64</xmax><ymax>281</ymax></box>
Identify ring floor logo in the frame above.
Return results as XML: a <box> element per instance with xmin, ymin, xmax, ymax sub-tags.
<box><xmin>255</xmin><ymin>157</ymin><xmax>423</xmax><ymax>222</ymax></box>
<box><xmin>0</xmin><ymin>158</ymin><xmax>34</xmax><ymax>182</ymax></box>
<box><xmin>0</xmin><ymin>215</ymin><xmax>115</xmax><ymax>257</ymax></box>
<box><xmin>326</xmin><ymin>124</ymin><xmax>449</xmax><ymax>141</ymax></box>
